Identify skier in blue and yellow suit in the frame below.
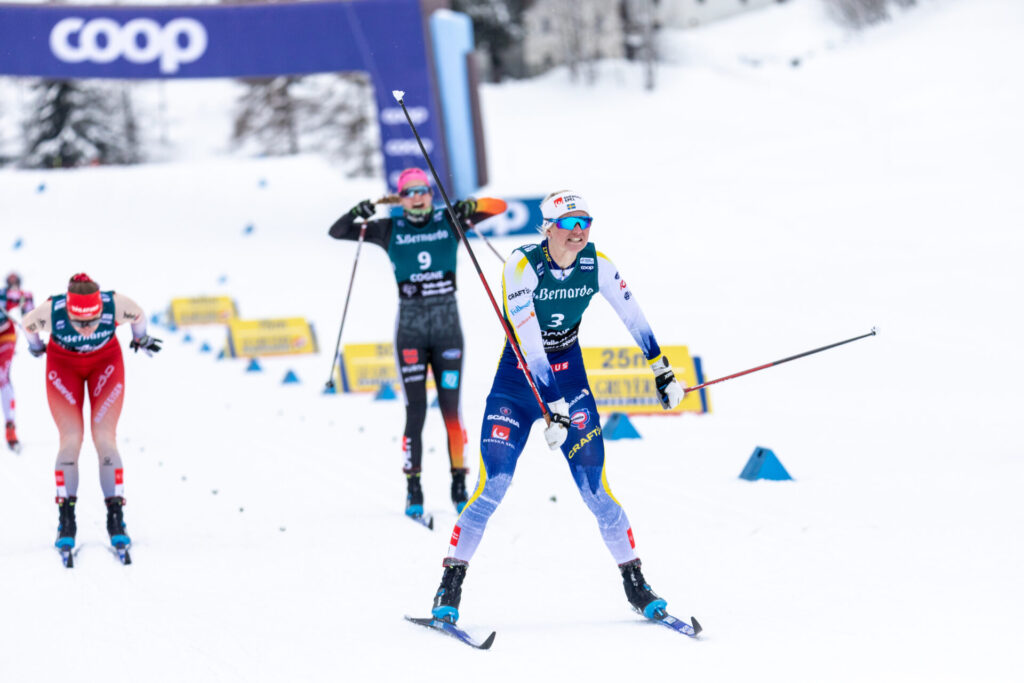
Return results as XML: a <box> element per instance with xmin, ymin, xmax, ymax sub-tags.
<box><xmin>428</xmin><ymin>190</ymin><xmax>688</xmax><ymax>624</ymax></box>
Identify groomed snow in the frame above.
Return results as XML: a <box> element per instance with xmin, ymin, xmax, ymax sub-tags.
<box><xmin>1</xmin><ymin>1</ymin><xmax>1021</xmax><ymax>680</ymax></box>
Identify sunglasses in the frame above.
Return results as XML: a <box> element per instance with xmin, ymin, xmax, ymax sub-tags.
<box><xmin>72</xmin><ymin>316</ymin><xmax>102</xmax><ymax>327</ymax></box>
<box><xmin>399</xmin><ymin>186</ymin><xmax>431</xmax><ymax>198</ymax></box>
<box><xmin>550</xmin><ymin>216</ymin><xmax>593</xmax><ymax>231</ymax></box>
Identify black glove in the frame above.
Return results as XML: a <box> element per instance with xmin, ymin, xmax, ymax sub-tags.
<box><xmin>130</xmin><ymin>335</ymin><xmax>162</xmax><ymax>357</ymax></box>
<box><xmin>454</xmin><ymin>198</ymin><xmax>477</xmax><ymax>220</ymax></box>
<box><xmin>29</xmin><ymin>343</ymin><xmax>46</xmax><ymax>358</ymax></box>
<box><xmin>350</xmin><ymin>199</ymin><xmax>375</xmax><ymax>220</ymax></box>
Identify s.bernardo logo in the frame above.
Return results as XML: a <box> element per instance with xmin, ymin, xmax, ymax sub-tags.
<box><xmin>49</xmin><ymin>17</ymin><xmax>208</xmax><ymax>74</ymax></box>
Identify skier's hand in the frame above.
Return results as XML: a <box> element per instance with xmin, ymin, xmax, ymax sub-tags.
<box><xmin>350</xmin><ymin>199</ymin><xmax>375</xmax><ymax>220</ymax></box>
<box><xmin>651</xmin><ymin>355</ymin><xmax>686</xmax><ymax>409</ymax></box>
<box><xmin>29</xmin><ymin>342</ymin><xmax>46</xmax><ymax>358</ymax></box>
<box><xmin>544</xmin><ymin>399</ymin><xmax>571</xmax><ymax>450</ymax></box>
<box><xmin>454</xmin><ymin>198</ymin><xmax>477</xmax><ymax>220</ymax></box>
<box><xmin>130</xmin><ymin>335</ymin><xmax>162</xmax><ymax>357</ymax></box>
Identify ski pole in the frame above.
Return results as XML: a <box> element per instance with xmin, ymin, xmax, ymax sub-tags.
<box><xmin>467</xmin><ymin>221</ymin><xmax>506</xmax><ymax>263</ymax></box>
<box><xmin>391</xmin><ymin>90</ymin><xmax>549</xmax><ymax>418</ymax></box>
<box><xmin>324</xmin><ymin>223</ymin><xmax>368</xmax><ymax>391</ymax></box>
<box><xmin>684</xmin><ymin>328</ymin><xmax>878</xmax><ymax>394</ymax></box>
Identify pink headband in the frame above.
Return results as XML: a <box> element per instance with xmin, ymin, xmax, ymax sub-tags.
<box><xmin>397</xmin><ymin>168</ymin><xmax>430</xmax><ymax>192</ymax></box>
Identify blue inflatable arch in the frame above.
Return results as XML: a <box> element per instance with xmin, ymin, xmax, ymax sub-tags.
<box><xmin>0</xmin><ymin>0</ymin><xmax>486</xmax><ymax>195</ymax></box>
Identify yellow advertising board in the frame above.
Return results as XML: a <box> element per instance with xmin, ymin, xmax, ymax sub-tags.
<box><xmin>168</xmin><ymin>296</ymin><xmax>238</xmax><ymax>326</ymax></box>
<box><xmin>226</xmin><ymin>318</ymin><xmax>318</xmax><ymax>358</ymax></box>
<box><xmin>339</xmin><ymin>342</ymin><xmax>398</xmax><ymax>393</ymax></box>
<box><xmin>581</xmin><ymin>345</ymin><xmax>710</xmax><ymax>415</ymax></box>
<box><xmin>338</xmin><ymin>342</ymin><xmax>435</xmax><ymax>393</ymax></box>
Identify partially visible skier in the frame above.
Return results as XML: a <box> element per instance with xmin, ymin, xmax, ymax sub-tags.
<box><xmin>21</xmin><ymin>273</ymin><xmax>161</xmax><ymax>554</ymax></box>
<box><xmin>0</xmin><ymin>271</ymin><xmax>34</xmax><ymax>451</ymax></box>
<box><xmin>428</xmin><ymin>190</ymin><xmax>688</xmax><ymax>625</ymax></box>
<box><xmin>328</xmin><ymin>167</ymin><xmax>505</xmax><ymax>519</ymax></box>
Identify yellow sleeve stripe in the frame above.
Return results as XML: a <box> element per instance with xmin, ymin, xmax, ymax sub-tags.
<box><xmin>513</xmin><ymin>255</ymin><xmax>530</xmax><ymax>278</ymax></box>
<box><xmin>503</xmin><ymin>257</ymin><xmax>530</xmax><ymax>349</ymax></box>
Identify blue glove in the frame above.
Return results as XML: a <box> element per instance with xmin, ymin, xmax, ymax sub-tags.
<box><xmin>29</xmin><ymin>342</ymin><xmax>46</xmax><ymax>358</ymax></box>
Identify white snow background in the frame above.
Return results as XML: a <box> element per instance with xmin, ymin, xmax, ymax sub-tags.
<box><xmin>1</xmin><ymin>0</ymin><xmax>1021</xmax><ymax>681</ymax></box>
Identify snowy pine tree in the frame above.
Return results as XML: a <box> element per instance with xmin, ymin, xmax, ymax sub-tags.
<box><xmin>452</xmin><ymin>0</ymin><xmax>527</xmax><ymax>81</ymax></box>
<box><xmin>232</xmin><ymin>72</ymin><xmax>380</xmax><ymax>177</ymax></box>
<box><xmin>232</xmin><ymin>76</ymin><xmax>303</xmax><ymax>157</ymax></box>
<box><xmin>21</xmin><ymin>79</ymin><xmax>138</xmax><ymax>168</ymax></box>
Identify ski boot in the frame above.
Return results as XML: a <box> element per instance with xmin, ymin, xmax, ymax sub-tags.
<box><xmin>431</xmin><ymin>558</ymin><xmax>468</xmax><ymax>624</ymax></box>
<box><xmin>5</xmin><ymin>421</ymin><xmax>19</xmax><ymax>453</ymax></box>
<box><xmin>105</xmin><ymin>496</ymin><xmax>131</xmax><ymax>546</ymax></box>
<box><xmin>55</xmin><ymin>496</ymin><xmax>77</xmax><ymax>549</ymax></box>
<box><xmin>405</xmin><ymin>472</ymin><xmax>424</xmax><ymax>518</ymax></box>
<box><xmin>619</xmin><ymin>558</ymin><xmax>668</xmax><ymax>619</ymax></box>
<box><xmin>450</xmin><ymin>468</ymin><xmax>469</xmax><ymax>514</ymax></box>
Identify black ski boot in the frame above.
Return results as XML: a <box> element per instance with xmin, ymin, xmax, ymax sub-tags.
<box><xmin>431</xmin><ymin>558</ymin><xmax>468</xmax><ymax>623</ymax></box>
<box><xmin>405</xmin><ymin>472</ymin><xmax>424</xmax><ymax>518</ymax></box>
<box><xmin>105</xmin><ymin>496</ymin><xmax>131</xmax><ymax>545</ymax></box>
<box><xmin>450</xmin><ymin>468</ymin><xmax>469</xmax><ymax>513</ymax></box>
<box><xmin>619</xmin><ymin>558</ymin><xmax>668</xmax><ymax>619</ymax></box>
<box><xmin>55</xmin><ymin>496</ymin><xmax>77</xmax><ymax>549</ymax></box>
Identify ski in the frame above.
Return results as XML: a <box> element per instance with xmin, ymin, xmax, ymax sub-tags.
<box><xmin>7</xmin><ymin>442</ymin><xmax>21</xmax><ymax>454</ymax></box>
<box><xmin>650</xmin><ymin>612</ymin><xmax>702</xmax><ymax>638</ymax></box>
<box><xmin>58</xmin><ymin>545</ymin><xmax>74</xmax><ymax>568</ymax></box>
<box><xmin>405</xmin><ymin>616</ymin><xmax>495</xmax><ymax>650</ymax></box>
<box><xmin>111</xmin><ymin>542</ymin><xmax>132</xmax><ymax>565</ymax></box>
<box><xmin>407</xmin><ymin>513</ymin><xmax>434</xmax><ymax>530</ymax></box>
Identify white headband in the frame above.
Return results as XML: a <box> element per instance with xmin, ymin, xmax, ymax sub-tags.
<box><xmin>540</xmin><ymin>191</ymin><xmax>589</xmax><ymax>220</ymax></box>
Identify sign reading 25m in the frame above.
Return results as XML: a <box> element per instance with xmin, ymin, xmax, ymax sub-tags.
<box><xmin>50</xmin><ymin>17</ymin><xmax>208</xmax><ymax>74</ymax></box>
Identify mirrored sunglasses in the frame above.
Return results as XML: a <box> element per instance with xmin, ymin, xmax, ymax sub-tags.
<box><xmin>550</xmin><ymin>216</ymin><xmax>593</xmax><ymax>231</ymax></box>
<box><xmin>399</xmin><ymin>186</ymin><xmax>431</xmax><ymax>197</ymax></box>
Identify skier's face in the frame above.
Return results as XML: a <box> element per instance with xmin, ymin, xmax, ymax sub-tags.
<box><xmin>546</xmin><ymin>210</ymin><xmax>591</xmax><ymax>261</ymax></box>
<box><xmin>399</xmin><ymin>182</ymin><xmax>433</xmax><ymax>214</ymax></box>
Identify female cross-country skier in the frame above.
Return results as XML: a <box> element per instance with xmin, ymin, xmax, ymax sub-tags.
<box><xmin>428</xmin><ymin>190</ymin><xmax>688</xmax><ymax>624</ymax></box>
<box><xmin>329</xmin><ymin>167</ymin><xmax>505</xmax><ymax>519</ymax></box>
<box><xmin>21</xmin><ymin>273</ymin><xmax>161</xmax><ymax>553</ymax></box>
<box><xmin>0</xmin><ymin>271</ymin><xmax>34</xmax><ymax>451</ymax></box>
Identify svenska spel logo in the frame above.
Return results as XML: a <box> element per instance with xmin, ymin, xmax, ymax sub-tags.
<box><xmin>49</xmin><ymin>17</ymin><xmax>208</xmax><ymax>74</ymax></box>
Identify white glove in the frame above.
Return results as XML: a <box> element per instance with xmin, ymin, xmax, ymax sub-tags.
<box><xmin>651</xmin><ymin>356</ymin><xmax>686</xmax><ymax>409</ymax></box>
<box><xmin>544</xmin><ymin>399</ymin><xmax>571</xmax><ymax>450</ymax></box>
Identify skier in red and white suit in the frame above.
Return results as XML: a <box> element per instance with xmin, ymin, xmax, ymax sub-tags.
<box><xmin>21</xmin><ymin>273</ymin><xmax>161</xmax><ymax>549</ymax></box>
<box><xmin>1</xmin><ymin>271</ymin><xmax>34</xmax><ymax>451</ymax></box>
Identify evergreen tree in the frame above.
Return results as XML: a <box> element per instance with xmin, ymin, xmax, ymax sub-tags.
<box><xmin>21</xmin><ymin>79</ymin><xmax>136</xmax><ymax>168</ymax></box>
<box><xmin>451</xmin><ymin>0</ymin><xmax>528</xmax><ymax>81</ymax></box>
<box><xmin>232</xmin><ymin>76</ymin><xmax>304</xmax><ymax>157</ymax></box>
<box><xmin>232</xmin><ymin>72</ymin><xmax>380</xmax><ymax>178</ymax></box>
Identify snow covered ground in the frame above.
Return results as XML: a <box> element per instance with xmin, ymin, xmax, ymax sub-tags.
<box><xmin>1</xmin><ymin>0</ymin><xmax>1022</xmax><ymax>680</ymax></box>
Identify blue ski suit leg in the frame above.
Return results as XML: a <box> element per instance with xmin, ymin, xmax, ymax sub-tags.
<box><xmin>446</xmin><ymin>345</ymin><xmax>637</xmax><ymax>565</ymax></box>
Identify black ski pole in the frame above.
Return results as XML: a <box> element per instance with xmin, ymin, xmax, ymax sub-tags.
<box><xmin>685</xmin><ymin>328</ymin><xmax>878</xmax><ymax>394</ymax></box>
<box><xmin>391</xmin><ymin>89</ymin><xmax>548</xmax><ymax>417</ymax></box>
<box><xmin>325</xmin><ymin>223</ymin><xmax>368</xmax><ymax>391</ymax></box>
